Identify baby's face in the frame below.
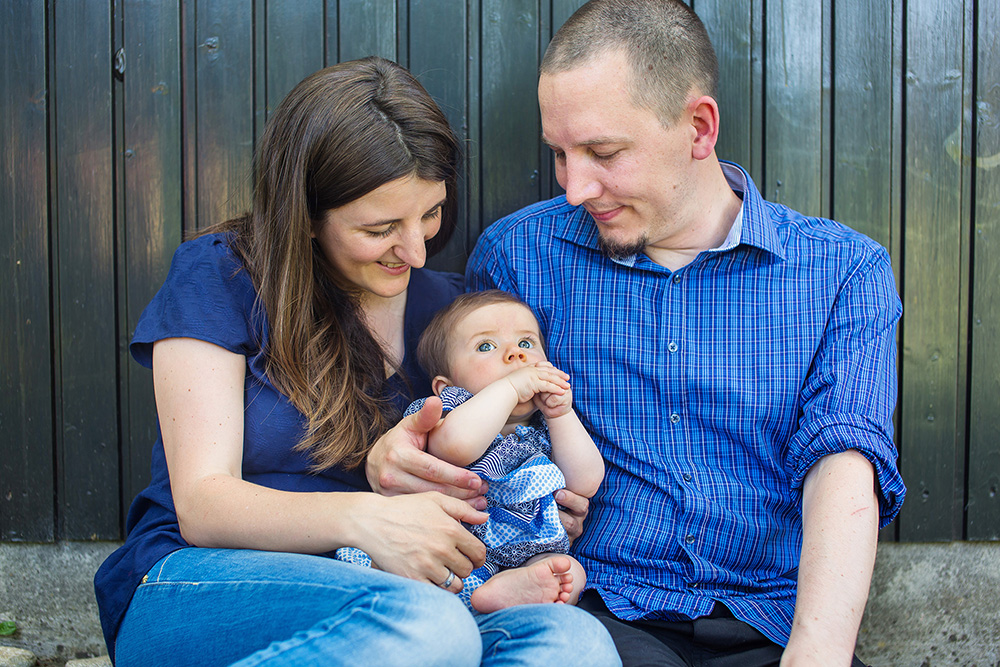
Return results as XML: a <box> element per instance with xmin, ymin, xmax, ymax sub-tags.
<box><xmin>444</xmin><ymin>302</ymin><xmax>547</xmax><ymax>394</ymax></box>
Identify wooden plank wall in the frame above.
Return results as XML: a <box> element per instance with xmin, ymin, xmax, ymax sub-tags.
<box><xmin>1</xmin><ymin>0</ymin><xmax>996</xmax><ymax>543</ymax></box>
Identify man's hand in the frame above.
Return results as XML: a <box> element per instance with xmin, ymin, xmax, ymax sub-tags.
<box><xmin>366</xmin><ymin>397</ymin><xmax>486</xmax><ymax>508</ymax></box>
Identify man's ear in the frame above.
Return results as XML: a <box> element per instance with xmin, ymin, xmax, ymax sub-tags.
<box><xmin>431</xmin><ymin>375</ymin><xmax>453</xmax><ymax>396</ymax></box>
<box><xmin>689</xmin><ymin>94</ymin><xmax>721</xmax><ymax>161</ymax></box>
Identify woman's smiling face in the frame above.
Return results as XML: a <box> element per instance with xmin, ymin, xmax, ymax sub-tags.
<box><xmin>313</xmin><ymin>174</ymin><xmax>447</xmax><ymax>300</ymax></box>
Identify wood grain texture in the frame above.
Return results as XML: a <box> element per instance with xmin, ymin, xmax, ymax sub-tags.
<box><xmin>120</xmin><ymin>0</ymin><xmax>184</xmax><ymax>517</ymax></box>
<box><xmin>194</xmin><ymin>0</ymin><xmax>254</xmax><ymax>229</ymax></box>
<box><xmin>898</xmin><ymin>0</ymin><xmax>967</xmax><ymax>541</ymax></box>
<box><xmin>0</xmin><ymin>0</ymin><xmax>54</xmax><ymax>542</ymax></box>
<box><xmin>480</xmin><ymin>0</ymin><xmax>543</xmax><ymax>226</ymax></box>
<box><xmin>338</xmin><ymin>0</ymin><xmax>397</xmax><ymax>62</ymax></box>
<box><xmin>2</xmin><ymin>0</ymin><xmax>997</xmax><ymax>544</ymax></box>
<box><xmin>967</xmin><ymin>0</ymin><xmax>1000</xmax><ymax>540</ymax></box>
<box><xmin>51</xmin><ymin>0</ymin><xmax>120</xmax><ymax>540</ymax></box>
<box><xmin>763</xmin><ymin>0</ymin><xmax>825</xmax><ymax>217</ymax></box>
<box><xmin>697</xmin><ymin>0</ymin><xmax>757</xmax><ymax>172</ymax></box>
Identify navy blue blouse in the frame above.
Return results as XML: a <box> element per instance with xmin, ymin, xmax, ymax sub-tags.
<box><xmin>94</xmin><ymin>233</ymin><xmax>463</xmax><ymax>656</ymax></box>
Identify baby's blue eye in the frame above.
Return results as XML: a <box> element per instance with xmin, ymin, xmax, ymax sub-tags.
<box><xmin>477</xmin><ymin>342</ymin><xmax>496</xmax><ymax>352</ymax></box>
<box><xmin>518</xmin><ymin>339</ymin><xmax>534</xmax><ymax>349</ymax></box>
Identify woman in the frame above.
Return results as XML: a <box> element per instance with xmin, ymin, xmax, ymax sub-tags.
<box><xmin>95</xmin><ymin>57</ymin><xmax>618</xmax><ymax>666</ymax></box>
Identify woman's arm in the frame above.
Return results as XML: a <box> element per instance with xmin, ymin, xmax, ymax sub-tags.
<box><xmin>154</xmin><ymin>337</ymin><xmax>487</xmax><ymax>582</ymax></box>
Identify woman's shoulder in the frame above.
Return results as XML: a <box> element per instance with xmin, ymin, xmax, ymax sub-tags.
<box><xmin>130</xmin><ymin>231</ymin><xmax>259</xmax><ymax>366</ymax></box>
<box><xmin>170</xmin><ymin>231</ymin><xmax>242</xmax><ymax>271</ymax></box>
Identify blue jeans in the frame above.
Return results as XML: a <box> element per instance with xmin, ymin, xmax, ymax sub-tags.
<box><xmin>115</xmin><ymin>548</ymin><xmax>620</xmax><ymax>666</ymax></box>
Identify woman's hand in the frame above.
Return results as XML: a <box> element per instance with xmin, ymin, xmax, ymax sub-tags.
<box><xmin>555</xmin><ymin>488</ymin><xmax>590</xmax><ymax>543</ymax></box>
<box><xmin>366</xmin><ymin>397</ymin><xmax>487</xmax><ymax>508</ymax></box>
<box><xmin>351</xmin><ymin>491</ymin><xmax>488</xmax><ymax>586</ymax></box>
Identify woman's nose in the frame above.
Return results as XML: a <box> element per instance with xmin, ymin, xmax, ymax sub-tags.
<box><xmin>395</xmin><ymin>223</ymin><xmax>427</xmax><ymax>268</ymax></box>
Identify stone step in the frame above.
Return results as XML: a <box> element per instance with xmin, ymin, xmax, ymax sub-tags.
<box><xmin>0</xmin><ymin>646</ymin><xmax>110</xmax><ymax>667</ymax></box>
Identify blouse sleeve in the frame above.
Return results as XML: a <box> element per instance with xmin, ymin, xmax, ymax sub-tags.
<box><xmin>402</xmin><ymin>386</ymin><xmax>474</xmax><ymax>418</ymax></box>
<box><xmin>130</xmin><ymin>233</ymin><xmax>260</xmax><ymax>368</ymax></box>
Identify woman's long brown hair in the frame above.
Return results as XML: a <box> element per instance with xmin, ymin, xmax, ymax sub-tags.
<box><xmin>212</xmin><ymin>57</ymin><xmax>459</xmax><ymax>470</ymax></box>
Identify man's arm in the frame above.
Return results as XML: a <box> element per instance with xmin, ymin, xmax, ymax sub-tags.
<box><xmin>782</xmin><ymin>449</ymin><xmax>878</xmax><ymax>666</ymax></box>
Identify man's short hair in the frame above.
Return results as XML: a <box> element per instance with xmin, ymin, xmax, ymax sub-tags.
<box><xmin>541</xmin><ymin>0</ymin><xmax>718</xmax><ymax>126</ymax></box>
<box><xmin>417</xmin><ymin>290</ymin><xmax>544</xmax><ymax>380</ymax></box>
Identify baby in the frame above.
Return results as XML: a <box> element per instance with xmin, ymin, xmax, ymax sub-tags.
<box><xmin>339</xmin><ymin>290</ymin><xmax>604</xmax><ymax>612</ymax></box>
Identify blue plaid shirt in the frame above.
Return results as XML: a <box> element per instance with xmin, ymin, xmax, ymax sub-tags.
<box><xmin>466</xmin><ymin>162</ymin><xmax>905</xmax><ymax>646</ymax></box>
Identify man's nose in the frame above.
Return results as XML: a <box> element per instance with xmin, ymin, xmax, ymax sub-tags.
<box><xmin>561</xmin><ymin>158</ymin><xmax>602</xmax><ymax>206</ymax></box>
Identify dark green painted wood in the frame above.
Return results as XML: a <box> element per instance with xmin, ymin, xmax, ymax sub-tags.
<box><xmin>52</xmin><ymin>0</ymin><xmax>120</xmax><ymax>540</ymax></box>
<box><xmin>0</xmin><ymin>0</ymin><xmax>54</xmax><ymax>542</ymax></box>
<box><xmin>831</xmin><ymin>0</ymin><xmax>902</xmax><ymax>543</ymax></box>
<box><xmin>121</xmin><ymin>0</ymin><xmax>184</xmax><ymax>517</ymax></box>
<box><xmin>409</xmin><ymin>0</ymin><xmax>470</xmax><ymax>272</ymax></box>
<box><xmin>763</xmin><ymin>0</ymin><xmax>825</xmax><ymax>217</ymax></box>
<box><xmin>898</xmin><ymin>0</ymin><xmax>966</xmax><ymax>542</ymax></box>
<box><xmin>543</xmin><ymin>0</ymin><xmax>588</xmax><ymax>201</ymax></box>
<box><xmin>324</xmin><ymin>0</ymin><xmax>340</xmax><ymax>66</ymax></box>
<box><xmin>831</xmin><ymin>1</ymin><xmax>894</xmax><ymax>253</ymax></box>
<box><xmin>3</xmin><ymin>0</ymin><xmax>1000</xmax><ymax>545</ymax></box>
<box><xmin>194</xmin><ymin>0</ymin><xmax>254</xmax><ymax>229</ymax></box>
<box><xmin>338</xmin><ymin>0</ymin><xmax>397</xmax><ymax>63</ymax></box>
<box><xmin>265</xmin><ymin>1</ymin><xmax>325</xmax><ymax>118</ymax></box>
<box><xmin>551</xmin><ymin>0</ymin><xmax>587</xmax><ymax>32</ymax></box>
<box><xmin>480</xmin><ymin>0</ymin><xmax>543</xmax><ymax>226</ymax></box>
<box><xmin>697</xmin><ymin>0</ymin><xmax>756</xmax><ymax>171</ymax></box>
<box><xmin>967</xmin><ymin>0</ymin><xmax>1000</xmax><ymax>540</ymax></box>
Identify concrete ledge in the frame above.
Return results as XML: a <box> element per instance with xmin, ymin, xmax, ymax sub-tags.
<box><xmin>1</xmin><ymin>541</ymin><xmax>998</xmax><ymax>666</ymax></box>
<box><xmin>0</xmin><ymin>542</ymin><xmax>116</xmax><ymax>666</ymax></box>
<box><xmin>857</xmin><ymin>542</ymin><xmax>1000</xmax><ymax>666</ymax></box>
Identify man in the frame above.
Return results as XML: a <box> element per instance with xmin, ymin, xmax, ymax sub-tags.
<box><xmin>369</xmin><ymin>1</ymin><xmax>904</xmax><ymax>664</ymax></box>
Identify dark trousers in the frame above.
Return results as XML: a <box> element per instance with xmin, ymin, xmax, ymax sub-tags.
<box><xmin>578</xmin><ymin>590</ymin><xmax>868</xmax><ymax>667</ymax></box>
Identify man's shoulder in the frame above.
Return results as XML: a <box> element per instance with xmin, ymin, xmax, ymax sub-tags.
<box><xmin>762</xmin><ymin>199</ymin><xmax>887</xmax><ymax>258</ymax></box>
<box><xmin>479</xmin><ymin>196</ymin><xmax>578</xmax><ymax>243</ymax></box>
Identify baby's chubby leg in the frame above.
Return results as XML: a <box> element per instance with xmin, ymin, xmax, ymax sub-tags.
<box><xmin>470</xmin><ymin>553</ymin><xmax>586</xmax><ymax>614</ymax></box>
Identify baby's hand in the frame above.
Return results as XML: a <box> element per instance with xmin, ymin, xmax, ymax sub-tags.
<box><xmin>534</xmin><ymin>380</ymin><xmax>574</xmax><ymax>419</ymax></box>
<box><xmin>503</xmin><ymin>362</ymin><xmax>570</xmax><ymax>405</ymax></box>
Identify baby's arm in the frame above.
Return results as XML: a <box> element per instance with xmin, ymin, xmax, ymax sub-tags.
<box><xmin>427</xmin><ymin>364</ymin><xmax>571</xmax><ymax>467</ymax></box>
<box><xmin>537</xmin><ymin>386</ymin><xmax>605</xmax><ymax>498</ymax></box>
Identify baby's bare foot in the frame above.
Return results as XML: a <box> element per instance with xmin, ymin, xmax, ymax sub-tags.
<box><xmin>470</xmin><ymin>555</ymin><xmax>575</xmax><ymax>614</ymax></box>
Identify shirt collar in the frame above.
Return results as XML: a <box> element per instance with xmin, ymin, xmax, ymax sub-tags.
<box><xmin>553</xmin><ymin>160</ymin><xmax>787</xmax><ymax>264</ymax></box>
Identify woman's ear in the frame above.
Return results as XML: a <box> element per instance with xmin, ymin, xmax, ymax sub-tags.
<box><xmin>431</xmin><ymin>375</ymin><xmax>452</xmax><ymax>396</ymax></box>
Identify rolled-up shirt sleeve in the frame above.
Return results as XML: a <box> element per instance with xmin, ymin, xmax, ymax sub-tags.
<box><xmin>786</xmin><ymin>246</ymin><xmax>905</xmax><ymax>527</ymax></box>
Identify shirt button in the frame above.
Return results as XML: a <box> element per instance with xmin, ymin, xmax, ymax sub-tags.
<box><xmin>670</xmin><ymin>413</ymin><xmax>680</xmax><ymax>424</ymax></box>
<box><xmin>672</xmin><ymin>273</ymin><xmax>682</xmax><ymax>284</ymax></box>
<box><xmin>688</xmin><ymin>582</ymin><xmax>699</xmax><ymax>589</ymax></box>
<box><xmin>668</xmin><ymin>341</ymin><xmax>679</xmax><ymax>353</ymax></box>
<box><xmin>685</xmin><ymin>534</ymin><xmax>696</xmax><ymax>544</ymax></box>
<box><xmin>683</xmin><ymin>473</ymin><xmax>692</xmax><ymax>482</ymax></box>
